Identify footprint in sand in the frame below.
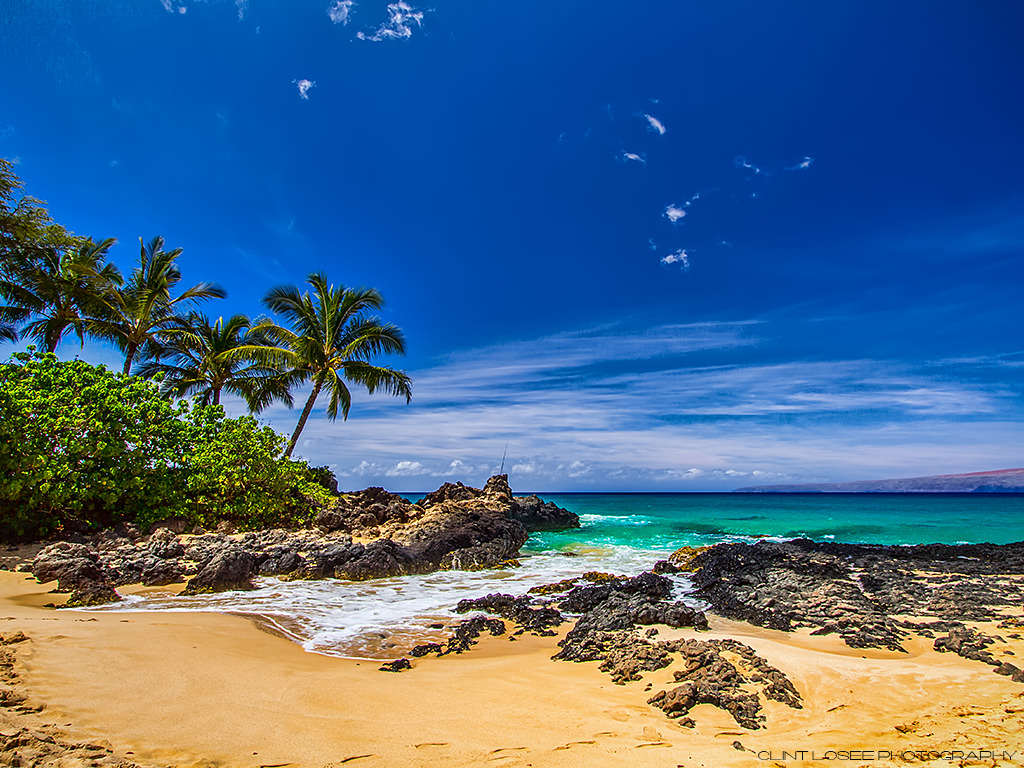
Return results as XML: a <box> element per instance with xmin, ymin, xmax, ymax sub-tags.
<box><xmin>332</xmin><ymin>755</ymin><xmax>376</xmax><ymax>764</ymax></box>
<box><xmin>413</xmin><ymin>743</ymin><xmax>449</xmax><ymax>749</ymax></box>
<box><xmin>553</xmin><ymin>740</ymin><xmax>597</xmax><ymax>751</ymax></box>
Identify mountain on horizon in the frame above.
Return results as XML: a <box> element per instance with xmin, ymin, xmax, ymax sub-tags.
<box><xmin>735</xmin><ymin>468</ymin><xmax>1024</xmax><ymax>493</ymax></box>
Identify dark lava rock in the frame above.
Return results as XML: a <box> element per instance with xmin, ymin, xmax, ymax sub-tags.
<box><xmin>31</xmin><ymin>542</ymin><xmax>110</xmax><ymax>592</ymax></box>
<box><xmin>455</xmin><ymin>593</ymin><xmax>564</xmax><ymax>634</ymax></box>
<box><xmin>139</xmin><ymin>556</ymin><xmax>184</xmax><ymax>586</ymax></box>
<box><xmin>686</xmin><ymin>538</ymin><xmax>1024</xmax><ymax>652</ymax></box>
<box><xmin>183</xmin><ymin>546</ymin><xmax>257</xmax><ymax>594</ymax></box>
<box><xmin>419</xmin><ymin>481</ymin><xmax>482</xmax><ymax>508</ymax></box>
<box><xmin>410</xmin><ymin>642</ymin><xmax>443</xmax><ymax>657</ymax></box>
<box><xmin>146</xmin><ymin>528</ymin><xmax>185</xmax><ymax>559</ymax></box>
<box><xmin>510</xmin><ymin>494</ymin><xmax>580</xmax><ymax>531</ymax></box>
<box><xmin>415</xmin><ymin>615</ymin><xmax>508</xmax><ymax>657</ymax></box>
<box><xmin>379</xmin><ymin>658</ymin><xmax>411</xmax><ymax>672</ymax></box>
<box><xmin>933</xmin><ymin>627</ymin><xmax>999</xmax><ymax>666</ymax></box>
<box><xmin>335</xmin><ymin>538</ymin><xmax>419</xmax><ymax>581</ymax></box>
<box><xmin>647</xmin><ymin>638</ymin><xmax>802</xmax><ymax>729</ymax></box>
<box><xmin>597</xmin><ymin>631</ymin><xmax>675</xmax><ymax>684</ymax></box>
<box><xmin>63</xmin><ymin>580</ymin><xmax>121</xmax><ymax>607</ymax></box>
<box><xmin>393</xmin><ymin>475</ymin><xmax>528</xmax><ymax>570</ymax></box>
<box><xmin>553</xmin><ymin>570</ymin><xmax>708</xmax><ymax>682</ymax></box>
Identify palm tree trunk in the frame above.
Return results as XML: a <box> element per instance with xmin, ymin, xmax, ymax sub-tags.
<box><xmin>123</xmin><ymin>346</ymin><xmax>135</xmax><ymax>376</ymax></box>
<box><xmin>284</xmin><ymin>380</ymin><xmax>323</xmax><ymax>458</ymax></box>
<box><xmin>212</xmin><ymin>388</ymin><xmax>221</xmax><ymax>406</ymax></box>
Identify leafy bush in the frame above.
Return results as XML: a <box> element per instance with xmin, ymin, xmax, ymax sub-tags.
<box><xmin>0</xmin><ymin>350</ymin><xmax>332</xmax><ymax>541</ymax></box>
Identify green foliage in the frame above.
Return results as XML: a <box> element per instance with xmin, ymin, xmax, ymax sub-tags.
<box><xmin>0</xmin><ymin>350</ymin><xmax>331</xmax><ymax>541</ymax></box>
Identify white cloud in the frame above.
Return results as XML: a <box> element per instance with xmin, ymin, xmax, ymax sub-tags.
<box><xmin>620</xmin><ymin>151</ymin><xmax>646</xmax><ymax>165</ymax></box>
<box><xmin>385</xmin><ymin>460</ymin><xmax>432</xmax><ymax>477</ymax></box>
<box><xmin>327</xmin><ymin>0</ymin><xmax>355</xmax><ymax>24</ymax></box>
<box><xmin>235</xmin><ymin>0</ymin><xmax>248</xmax><ymax>19</ymax></box>
<box><xmin>664</xmin><ymin>204</ymin><xmax>686</xmax><ymax>223</ymax></box>
<box><xmin>357</xmin><ymin>1</ymin><xmax>426</xmax><ymax>41</ymax></box>
<box><xmin>201</xmin><ymin>317</ymin><xmax>1023</xmax><ymax>491</ymax></box>
<box><xmin>648</xmin><ymin>238</ymin><xmax>658</xmax><ymax>252</ymax></box>
<box><xmin>734</xmin><ymin>155</ymin><xmax>763</xmax><ymax>175</ymax></box>
<box><xmin>644</xmin><ymin>114</ymin><xmax>667</xmax><ymax>135</ymax></box>
<box><xmin>787</xmin><ymin>156</ymin><xmax>815</xmax><ymax>171</ymax></box>
<box><xmin>293</xmin><ymin>79</ymin><xmax>316</xmax><ymax>99</ymax></box>
<box><xmin>158</xmin><ymin>0</ymin><xmax>188</xmax><ymax>13</ymax></box>
<box><xmin>661</xmin><ymin>248</ymin><xmax>691</xmax><ymax>268</ymax></box>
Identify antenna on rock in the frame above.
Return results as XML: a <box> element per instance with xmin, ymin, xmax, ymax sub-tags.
<box><xmin>499</xmin><ymin>441</ymin><xmax>509</xmax><ymax>474</ymax></box>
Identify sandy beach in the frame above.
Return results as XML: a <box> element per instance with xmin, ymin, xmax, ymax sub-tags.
<box><xmin>2</xmin><ymin>570</ymin><xmax>1023</xmax><ymax>768</ymax></box>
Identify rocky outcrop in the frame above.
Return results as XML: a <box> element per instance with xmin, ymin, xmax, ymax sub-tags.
<box><xmin>509</xmin><ymin>494</ymin><xmax>580</xmax><ymax>531</ymax></box>
<box><xmin>30</xmin><ymin>542</ymin><xmax>121</xmax><ymax>606</ymax></box>
<box><xmin>182</xmin><ymin>546</ymin><xmax>257</xmax><ymax>594</ymax></box>
<box><xmin>647</xmin><ymin>638</ymin><xmax>802</xmax><ymax>729</ymax></box>
<box><xmin>688</xmin><ymin>538</ymin><xmax>1024</xmax><ymax>653</ymax></box>
<box><xmin>389</xmin><ymin>475</ymin><xmax>528</xmax><ymax>570</ymax></box>
<box><xmin>417</xmin><ymin>479</ymin><xmax>580</xmax><ymax>532</ymax></box>
<box><xmin>29</xmin><ymin>475</ymin><xmax>558</xmax><ymax>595</ymax></box>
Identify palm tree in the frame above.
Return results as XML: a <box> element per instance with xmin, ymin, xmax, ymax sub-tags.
<box><xmin>137</xmin><ymin>312</ymin><xmax>294</xmax><ymax>410</ymax></box>
<box><xmin>249</xmin><ymin>273</ymin><xmax>412</xmax><ymax>458</ymax></box>
<box><xmin>91</xmin><ymin>236</ymin><xmax>226</xmax><ymax>375</ymax></box>
<box><xmin>2</xmin><ymin>237</ymin><xmax>121</xmax><ymax>353</ymax></box>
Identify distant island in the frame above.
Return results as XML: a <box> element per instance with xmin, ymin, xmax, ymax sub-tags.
<box><xmin>735</xmin><ymin>467</ymin><xmax>1024</xmax><ymax>493</ymax></box>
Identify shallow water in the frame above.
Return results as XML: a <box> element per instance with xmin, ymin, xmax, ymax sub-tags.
<box><xmin>87</xmin><ymin>493</ymin><xmax>1024</xmax><ymax>658</ymax></box>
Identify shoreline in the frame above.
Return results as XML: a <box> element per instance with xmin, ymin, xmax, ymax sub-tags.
<box><xmin>3</xmin><ymin>568</ymin><xmax>1024</xmax><ymax>767</ymax></box>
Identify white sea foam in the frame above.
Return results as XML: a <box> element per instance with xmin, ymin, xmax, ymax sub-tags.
<box><xmin>84</xmin><ymin>543</ymin><xmax>692</xmax><ymax>659</ymax></box>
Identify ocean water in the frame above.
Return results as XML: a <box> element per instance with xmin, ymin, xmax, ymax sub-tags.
<box><xmin>89</xmin><ymin>493</ymin><xmax>1024</xmax><ymax>658</ymax></box>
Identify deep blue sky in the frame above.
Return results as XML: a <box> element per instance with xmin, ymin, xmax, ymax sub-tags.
<box><xmin>2</xmin><ymin>1</ymin><xmax>1022</xmax><ymax>491</ymax></box>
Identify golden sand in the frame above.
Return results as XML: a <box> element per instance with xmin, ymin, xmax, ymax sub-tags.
<box><xmin>2</xmin><ymin>570</ymin><xmax>1023</xmax><ymax>767</ymax></box>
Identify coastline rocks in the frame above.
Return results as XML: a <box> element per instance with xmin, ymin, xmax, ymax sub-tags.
<box><xmin>687</xmin><ymin>538</ymin><xmax>1024</xmax><ymax>653</ymax></box>
<box><xmin>417</xmin><ymin>479</ymin><xmax>580</xmax><ymax>532</ymax></box>
<box><xmin>183</xmin><ymin>546</ymin><xmax>257</xmax><ymax>594</ymax></box>
<box><xmin>30</xmin><ymin>542</ymin><xmax>121</xmax><ymax>606</ymax></box>
<box><xmin>647</xmin><ymin>638</ymin><xmax>803</xmax><ymax>729</ymax></box>
<box><xmin>509</xmin><ymin>495</ymin><xmax>580</xmax><ymax>531</ymax></box>
<box><xmin>391</xmin><ymin>475</ymin><xmax>528</xmax><ymax>570</ymax></box>
<box><xmin>26</xmin><ymin>475</ymin><xmax>563</xmax><ymax>597</ymax></box>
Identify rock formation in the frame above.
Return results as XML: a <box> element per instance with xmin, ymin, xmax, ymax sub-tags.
<box><xmin>28</xmin><ymin>475</ymin><xmax>577</xmax><ymax>601</ymax></box>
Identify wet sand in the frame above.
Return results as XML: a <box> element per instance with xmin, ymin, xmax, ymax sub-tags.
<box><xmin>2</xmin><ymin>570</ymin><xmax>1023</xmax><ymax>767</ymax></box>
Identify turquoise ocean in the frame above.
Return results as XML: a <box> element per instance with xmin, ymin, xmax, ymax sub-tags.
<box><xmin>92</xmin><ymin>493</ymin><xmax>1024</xmax><ymax>658</ymax></box>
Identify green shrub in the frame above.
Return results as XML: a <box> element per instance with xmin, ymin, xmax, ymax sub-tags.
<box><xmin>0</xmin><ymin>350</ymin><xmax>332</xmax><ymax>541</ymax></box>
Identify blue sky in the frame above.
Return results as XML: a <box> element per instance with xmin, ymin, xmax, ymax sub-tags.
<box><xmin>2</xmin><ymin>1</ymin><xmax>1023</xmax><ymax>491</ymax></box>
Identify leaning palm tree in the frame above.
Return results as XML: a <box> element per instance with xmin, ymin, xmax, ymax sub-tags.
<box><xmin>91</xmin><ymin>236</ymin><xmax>226</xmax><ymax>375</ymax></box>
<box><xmin>249</xmin><ymin>273</ymin><xmax>412</xmax><ymax>458</ymax></box>
<box><xmin>3</xmin><ymin>237</ymin><xmax>121</xmax><ymax>353</ymax></box>
<box><xmin>138</xmin><ymin>312</ymin><xmax>294</xmax><ymax>410</ymax></box>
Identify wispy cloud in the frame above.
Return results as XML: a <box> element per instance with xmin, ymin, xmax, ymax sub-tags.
<box><xmin>661</xmin><ymin>248</ymin><xmax>691</xmax><ymax>268</ymax></box>
<box><xmin>664</xmin><ymin>204</ymin><xmax>686</xmax><ymax>224</ymax></box>
<box><xmin>212</xmin><ymin>318</ymin><xmax>1022</xmax><ymax>491</ymax></box>
<box><xmin>619</xmin><ymin>151</ymin><xmax>647</xmax><ymax>165</ymax></box>
<box><xmin>733</xmin><ymin>155</ymin><xmax>764</xmax><ymax>175</ymax></box>
<box><xmin>0</xmin><ymin>126</ymin><xmax>15</xmax><ymax>141</ymax></box>
<box><xmin>158</xmin><ymin>0</ymin><xmax>188</xmax><ymax>13</ymax></box>
<box><xmin>327</xmin><ymin>0</ymin><xmax>355</xmax><ymax>24</ymax></box>
<box><xmin>357</xmin><ymin>1</ymin><xmax>426</xmax><ymax>41</ymax></box>
<box><xmin>787</xmin><ymin>156</ymin><xmax>814</xmax><ymax>171</ymax></box>
<box><xmin>235</xmin><ymin>0</ymin><xmax>248</xmax><ymax>19</ymax></box>
<box><xmin>643</xmin><ymin>114</ymin><xmax>667</xmax><ymax>135</ymax></box>
<box><xmin>293</xmin><ymin>79</ymin><xmax>316</xmax><ymax>99</ymax></box>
